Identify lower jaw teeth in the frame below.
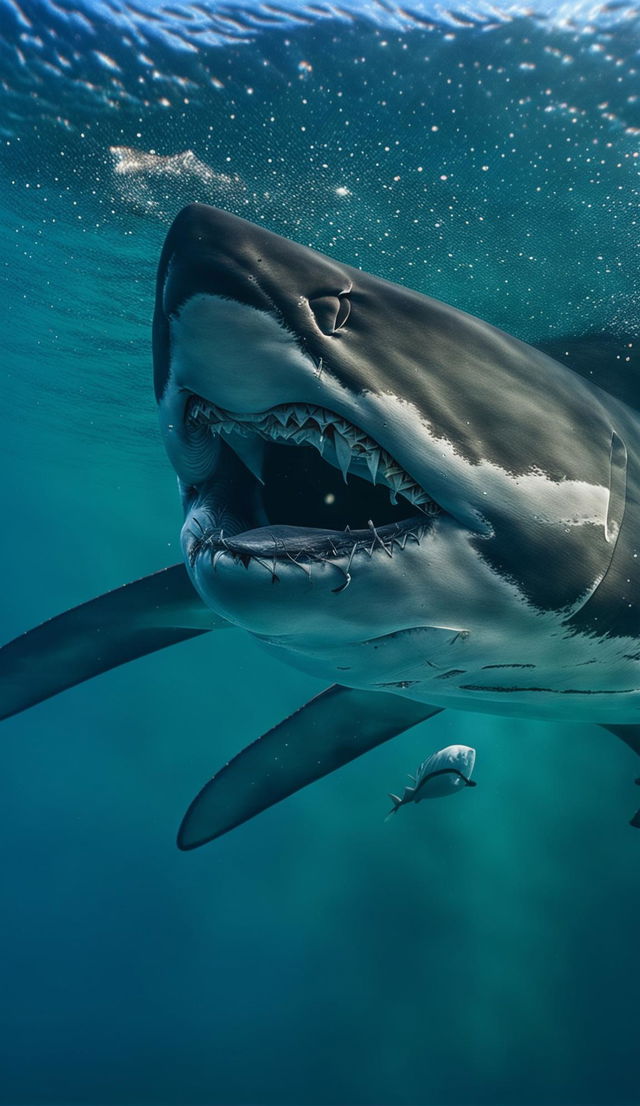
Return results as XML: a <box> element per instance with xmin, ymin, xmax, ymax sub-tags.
<box><xmin>183</xmin><ymin>517</ymin><xmax>431</xmax><ymax>592</ymax></box>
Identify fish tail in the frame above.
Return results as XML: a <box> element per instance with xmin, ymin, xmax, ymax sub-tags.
<box><xmin>385</xmin><ymin>794</ymin><xmax>403</xmax><ymax>822</ymax></box>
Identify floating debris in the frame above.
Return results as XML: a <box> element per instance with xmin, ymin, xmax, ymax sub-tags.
<box><xmin>109</xmin><ymin>146</ymin><xmax>243</xmax><ymax>217</ymax></box>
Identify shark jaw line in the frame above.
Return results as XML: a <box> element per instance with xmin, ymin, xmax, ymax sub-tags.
<box><xmin>184</xmin><ymin>517</ymin><xmax>435</xmax><ymax>592</ymax></box>
<box><xmin>179</xmin><ymin>393</ymin><xmax>444</xmax><ymax>588</ymax></box>
<box><xmin>186</xmin><ymin>394</ymin><xmax>440</xmax><ymax>514</ymax></box>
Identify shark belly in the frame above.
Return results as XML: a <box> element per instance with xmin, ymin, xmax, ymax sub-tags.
<box><xmin>254</xmin><ymin>625</ymin><xmax>640</xmax><ymax>724</ymax></box>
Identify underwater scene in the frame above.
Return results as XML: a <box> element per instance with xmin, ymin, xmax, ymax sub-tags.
<box><xmin>1</xmin><ymin>0</ymin><xmax>640</xmax><ymax>1103</ymax></box>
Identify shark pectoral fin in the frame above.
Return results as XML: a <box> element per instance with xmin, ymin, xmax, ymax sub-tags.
<box><xmin>178</xmin><ymin>687</ymin><xmax>443</xmax><ymax>849</ymax></box>
<box><xmin>0</xmin><ymin>563</ymin><xmax>226</xmax><ymax>721</ymax></box>
<box><xmin>601</xmin><ymin>724</ymin><xmax>640</xmax><ymax>758</ymax></box>
<box><xmin>601</xmin><ymin>725</ymin><xmax>640</xmax><ymax>829</ymax></box>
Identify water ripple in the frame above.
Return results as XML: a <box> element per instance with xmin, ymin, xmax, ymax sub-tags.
<box><xmin>2</xmin><ymin>0</ymin><xmax>639</xmax><ymax>118</ymax></box>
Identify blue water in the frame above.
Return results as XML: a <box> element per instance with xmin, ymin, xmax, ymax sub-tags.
<box><xmin>1</xmin><ymin>2</ymin><xmax>640</xmax><ymax>1103</ymax></box>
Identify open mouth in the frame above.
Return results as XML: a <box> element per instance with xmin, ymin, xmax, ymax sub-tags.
<box><xmin>182</xmin><ymin>395</ymin><xmax>442</xmax><ymax>589</ymax></box>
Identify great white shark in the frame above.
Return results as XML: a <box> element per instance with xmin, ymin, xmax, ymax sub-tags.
<box><xmin>2</xmin><ymin>203</ymin><xmax>639</xmax><ymax>849</ymax></box>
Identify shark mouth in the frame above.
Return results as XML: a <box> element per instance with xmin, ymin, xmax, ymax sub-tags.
<box><xmin>181</xmin><ymin>394</ymin><xmax>442</xmax><ymax>589</ymax></box>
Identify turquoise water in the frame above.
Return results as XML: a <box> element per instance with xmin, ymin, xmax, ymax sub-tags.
<box><xmin>1</xmin><ymin>2</ymin><xmax>640</xmax><ymax>1103</ymax></box>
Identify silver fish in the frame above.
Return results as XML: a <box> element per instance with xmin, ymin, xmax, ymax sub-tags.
<box><xmin>386</xmin><ymin>744</ymin><xmax>476</xmax><ymax>821</ymax></box>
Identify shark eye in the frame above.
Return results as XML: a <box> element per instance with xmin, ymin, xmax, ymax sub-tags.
<box><xmin>309</xmin><ymin>293</ymin><xmax>351</xmax><ymax>335</ymax></box>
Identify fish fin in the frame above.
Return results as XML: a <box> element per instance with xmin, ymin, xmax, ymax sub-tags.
<box><xmin>0</xmin><ymin>563</ymin><xmax>226</xmax><ymax>721</ymax></box>
<box><xmin>178</xmin><ymin>687</ymin><xmax>443</xmax><ymax>849</ymax></box>
<box><xmin>385</xmin><ymin>793</ymin><xmax>404</xmax><ymax>822</ymax></box>
<box><xmin>601</xmin><ymin>724</ymin><xmax>640</xmax><ymax>758</ymax></box>
<box><xmin>601</xmin><ymin>726</ymin><xmax>640</xmax><ymax>828</ymax></box>
<box><xmin>414</xmin><ymin>751</ymin><xmax>439</xmax><ymax>785</ymax></box>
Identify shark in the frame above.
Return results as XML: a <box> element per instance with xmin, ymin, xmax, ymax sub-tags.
<box><xmin>1</xmin><ymin>203</ymin><xmax>639</xmax><ymax>849</ymax></box>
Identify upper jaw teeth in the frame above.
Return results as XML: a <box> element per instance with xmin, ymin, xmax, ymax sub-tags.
<box><xmin>187</xmin><ymin>397</ymin><xmax>440</xmax><ymax>516</ymax></box>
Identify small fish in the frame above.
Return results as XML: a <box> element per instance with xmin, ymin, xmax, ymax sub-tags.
<box><xmin>385</xmin><ymin>744</ymin><xmax>476</xmax><ymax>821</ymax></box>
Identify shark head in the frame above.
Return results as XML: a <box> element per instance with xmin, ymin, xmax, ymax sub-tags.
<box><xmin>153</xmin><ymin>204</ymin><xmax>633</xmax><ymax>716</ymax></box>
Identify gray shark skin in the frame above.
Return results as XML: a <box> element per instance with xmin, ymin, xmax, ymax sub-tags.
<box><xmin>1</xmin><ymin>203</ymin><xmax>639</xmax><ymax>849</ymax></box>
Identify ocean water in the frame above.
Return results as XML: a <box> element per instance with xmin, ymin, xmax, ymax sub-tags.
<box><xmin>1</xmin><ymin>2</ymin><xmax>640</xmax><ymax>1103</ymax></box>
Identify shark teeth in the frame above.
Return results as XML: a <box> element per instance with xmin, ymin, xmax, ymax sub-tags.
<box><xmin>365</xmin><ymin>450</ymin><xmax>380</xmax><ymax>485</ymax></box>
<box><xmin>187</xmin><ymin>397</ymin><xmax>441</xmax><ymax>517</ymax></box>
<box><xmin>333</xmin><ymin>430</ymin><xmax>352</xmax><ymax>484</ymax></box>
